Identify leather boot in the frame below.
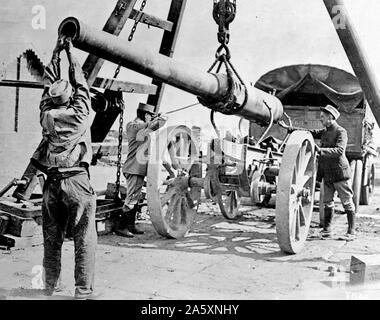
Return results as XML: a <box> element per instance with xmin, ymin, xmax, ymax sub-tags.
<box><xmin>321</xmin><ymin>206</ymin><xmax>333</xmax><ymax>237</ymax></box>
<box><xmin>346</xmin><ymin>210</ymin><xmax>356</xmax><ymax>235</ymax></box>
<box><xmin>125</xmin><ymin>209</ymin><xmax>144</xmax><ymax>235</ymax></box>
<box><xmin>115</xmin><ymin>208</ymin><xmax>134</xmax><ymax>238</ymax></box>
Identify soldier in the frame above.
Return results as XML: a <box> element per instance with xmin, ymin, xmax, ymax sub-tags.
<box><xmin>30</xmin><ymin>36</ymin><xmax>100</xmax><ymax>299</ymax></box>
<box><xmin>116</xmin><ymin>103</ymin><xmax>167</xmax><ymax>237</ymax></box>
<box><xmin>288</xmin><ymin>105</ymin><xmax>356</xmax><ymax>240</ymax></box>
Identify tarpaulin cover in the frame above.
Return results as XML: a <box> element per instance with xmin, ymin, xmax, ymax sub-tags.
<box><xmin>255</xmin><ymin>64</ymin><xmax>364</xmax><ymax>113</ymax></box>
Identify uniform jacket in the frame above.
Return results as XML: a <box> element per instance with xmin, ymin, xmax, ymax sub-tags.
<box><xmin>310</xmin><ymin>122</ymin><xmax>351</xmax><ymax>183</ymax></box>
<box><xmin>31</xmin><ymin>52</ymin><xmax>92</xmax><ymax>173</ymax></box>
<box><xmin>122</xmin><ymin>118</ymin><xmax>161</xmax><ymax>176</ymax></box>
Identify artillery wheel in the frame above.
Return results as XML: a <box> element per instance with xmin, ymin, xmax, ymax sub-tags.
<box><xmin>250</xmin><ymin>171</ymin><xmax>267</xmax><ymax>205</ymax></box>
<box><xmin>204</xmin><ymin>173</ymin><xmax>218</xmax><ymax>202</ymax></box>
<box><xmin>147</xmin><ymin>125</ymin><xmax>201</xmax><ymax>239</ymax></box>
<box><xmin>319</xmin><ymin>180</ymin><xmax>325</xmax><ymax>228</ymax></box>
<box><xmin>276</xmin><ymin>131</ymin><xmax>317</xmax><ymax>254</ymax></box>
<box><xmin>352</xmin><ymin>159</ymin><xmax>363</xmax><ymax>213</ymax></box>
<box><xmin>217</xmin><ymin>189</ymin><xmax>241</xmax><ymax>220</ymax></box>
<box><xmin>360</xmin><ymin>156</ymin><xmax>375</xmax><ymax>205</ymax></box>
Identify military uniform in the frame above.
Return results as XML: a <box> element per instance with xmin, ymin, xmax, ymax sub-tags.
<box><xmin>31</xmin><ymin>49</ymin><xmax>97</xmax><ymax>298</ymax></box>
<box><xmin>308</xmin><ymin>105</ymin><xmax>356</xmax><ymax>237</ymax></box>
<box><xmin>117</xmin><ymin>103</ymin><xmax>164</xmax><ymax>237</ymax></box>
<box><xmin>310</xmin><ymin>122</ymin><xmax>354</xmax><ymax>211</ymax></box>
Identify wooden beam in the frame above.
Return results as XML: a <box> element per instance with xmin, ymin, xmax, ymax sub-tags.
<box><xmin>147</xmin><ymin>0</ymin><xmax>188</xmax><ymax>111</ymax></box>
<box><xmin>1</xmin><ymin>78</ymin><xmax>157</xmax><ymax>95</ymax></box>
<box><xmin>92</xmin><ymin>77</ymin><xmax>157</xmax><ymax>94</ymax></box>
<box><xmin>129</xmin><ymin>9</ymin><xmax>173</xmax><ymax>32</ymax></box>
<box><xmin>0</xmin><ymin>80</ymin><xmax>44</xmax><ymax>89</ymax></box>
<box><xmin>82</xmin><ymin>0</ymin><xmax>138</xmax><ymax>86</ymax></box>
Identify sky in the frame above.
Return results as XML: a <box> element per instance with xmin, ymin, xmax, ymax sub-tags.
<box><xmin>1</xmin><ymin>0</ymin><xmax>380</xmax><ymax>141</ymax></box>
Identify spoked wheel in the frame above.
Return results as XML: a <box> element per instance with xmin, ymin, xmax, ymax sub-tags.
<box><xmin>204</xmin><ymin>173</ymin><xmax>218</xmax><ymax>202</ymax></box>
<box><xmin>360</xmin><ymin>156</ymin><xmax>375</xmax><ymax>205</ymax></box>
<box><xmin>276</xmin><ymin>131</ymin><xmax>317</xmax><ymax>254</ymax></box>
<box><xmin>147</xmin><ymin>125</ymin><xmax>201</xmax><ymax>239</ymax></box>
<box><xmin>217</xmin><ymin>189</ymin><xmax>241</xmax><ymax>219</ymax></box>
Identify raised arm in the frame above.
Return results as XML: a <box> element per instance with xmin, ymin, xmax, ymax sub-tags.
<box><xmin>40</xmin><ymin>36</ymin><xmax>66</xmax><ymax>111</ymax></box>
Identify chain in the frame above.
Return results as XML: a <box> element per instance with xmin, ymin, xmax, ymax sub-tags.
<box><xmin>128</xmin><ymin>0</ymin><xmax>148</xmax><ymax>41</ymax></box>
<box><xmin>115</xmin><ymin>98</ymin><xmax>124</xmax><ymax>200</ymax></box>
<box><xmin>111</xmin><ymin>63</ymin><xmax>123</xmax><ymax>199</ymax></box>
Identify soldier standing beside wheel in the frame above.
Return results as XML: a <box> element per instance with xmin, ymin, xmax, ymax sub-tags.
<box><xmin>30</xmin><ymin>36</ymin><xmax>100</xmax><ymax>299</ymax></box>
<box><xmin>287</xmin><ymin>105</ymin><xmax>356</xmax><ymax>240</ymax></box>
<box><xmin>116</xmin><ymin>103</ymin><xmax>167</xmax><ymax>237</ymax></box>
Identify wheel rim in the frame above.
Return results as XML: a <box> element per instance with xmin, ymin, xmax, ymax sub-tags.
<box><xmin>276</xmin><ymin>131</ymin><xmax>317</xmax><ymax>254</ymax></box>
<box><xmin>369</xmin><ymin>163</ymin><xmax>375</xmax><ymax>195</ymax></box>
<box><xmin>147</xmin><ymin>125</ymin><xmax>200</xmax><ymax>238</ymax></box>
<box><xmin>204</xmin><ymin>173</ymin><xmax>218</xmax><ymax>201</ymax></box>
<box><xmin>217</xmin><ymin>189</ymin><xmax>241</xmax><ymax>219</ymax></box>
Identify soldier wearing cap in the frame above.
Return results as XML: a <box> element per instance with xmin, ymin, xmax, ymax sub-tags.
<box><xmin>289</xmin><ymin>104</ymin><xmax>356</xmax><ymax>239</ymax></box>
<box><xmin>30</xmin><ymin>36</ymin><xmax>99</xmax><ymax>299</ymax></box>
<box><xmin>116</xmin><ymin>102</ymin><xmax>167</xmax><ymax>237</ymax></box>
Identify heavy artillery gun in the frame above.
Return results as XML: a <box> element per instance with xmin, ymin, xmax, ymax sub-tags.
<box><xmin>58</xmin><ymin>7</ymin><xmax>319</xmax><ymax>254</ymax></box>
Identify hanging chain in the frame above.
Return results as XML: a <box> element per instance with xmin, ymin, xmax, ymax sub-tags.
<box><xmin>115</xmin><ymin>100</ymin><xmax>124</xmax><ymax>200</ymax></box>
<box><xmin>128</xmin><ymin>0</ymin><xmax>148</xmax><ymax>41</ymax></box>
<box><xmin>110</xmin><ymin>62</ymin><xmax>124</xmax><ymax>200</ymax></box>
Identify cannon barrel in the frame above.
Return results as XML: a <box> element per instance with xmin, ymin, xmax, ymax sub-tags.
<box><xmin>323</xmin><ymin>0</ymin><xmax>380</xmax><ymax>126</ymax></box>
<box><xmin>58</xmin><ymin>17</ymin><xmax>283</xmax><ymax>125</ymax></box>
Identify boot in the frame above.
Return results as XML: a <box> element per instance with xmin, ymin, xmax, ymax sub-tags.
<box><xmin>114</xmin><ymin>208</ymin><xmax>134</xmax><ymax>238</ymax></box>
<box><xmin>125</xmin><ymin>209</ymin><xmax>144</xmax><ymax>235</ymax></box>
<box><xmin>346</xmin><ymin>209</ymin><xmax>356</xmax><ymax>236</ymax></box>
<box><xmin>321</xmin><ymin>206</ymin><xmax>333</xmax><ymax>237</ymax></box>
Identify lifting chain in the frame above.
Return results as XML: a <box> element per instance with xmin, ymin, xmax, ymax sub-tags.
<box><xmin>128</xmin><ymin>0</ymin><xmax>148</xmax><ymax>41</ymax></box>
<box><xmin>199</xmin><ymin>0</ymin><xmax>248</xmax><ymax>135</ymax></box>
<box><xmin>115</xmin><ymin>99</ymin><xmax>124</xmax><ymax>200</ymax></box>
<box><xmin>111</xmin><ymin>63</ymin><xmax>124</xmax><ymax>200</ymax></box>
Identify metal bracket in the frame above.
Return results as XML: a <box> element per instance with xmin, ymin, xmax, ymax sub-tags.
<box><xmin>115</xmin><ymin>1</ymin><xmax>127</xmax><ymax>16</ymax></box>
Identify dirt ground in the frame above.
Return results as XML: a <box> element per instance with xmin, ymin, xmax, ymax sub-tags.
<box><xmin>1</xmin><ymin>164</ymin><xmax>380</xmax><ymax>300</ymax></box>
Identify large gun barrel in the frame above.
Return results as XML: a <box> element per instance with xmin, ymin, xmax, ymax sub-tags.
<box><xmin>323</xmin><ymin>0</ymin><xmax>380</xmax><ymax>126</ymax></box>
<box><xmin>58</xmin><ymin>17</ymin><xmax>283</xmax><ymax>125</ymax></box>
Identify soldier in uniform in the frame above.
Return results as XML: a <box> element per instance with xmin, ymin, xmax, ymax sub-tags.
<box><xmin>116</xmin><ymin>103</ymin><xmax>167</xmax><ymax>237</ymax></box>
<box><xmin>31</xmin><ymin>36</ymin><xmax>100</xmax><ymax>299</ymax></box>
<box><xmin>289</xmin><ymin>105</ymin><xmax>356</xmax><ymax>240</ymax></box>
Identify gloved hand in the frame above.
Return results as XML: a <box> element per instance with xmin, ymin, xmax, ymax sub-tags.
<box><xmin>54</xmin><ymin>36</ymin><xmax>66</xmax><ymax>53</ymax></box>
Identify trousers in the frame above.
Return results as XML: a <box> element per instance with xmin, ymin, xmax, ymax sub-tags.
<box><xmin>323</xmin><ymin>179</ymin><xmax>355</xmax><ymax>212</ymax></box>
<box><xmin>42</xmin><ymin>171</ymin><xmax>97</xmax><ymax>295</ymax></box>
<box><xmin>123</xmin><ymin>173</ymin><xmax>145</xmax><ymax>209</ymax></box>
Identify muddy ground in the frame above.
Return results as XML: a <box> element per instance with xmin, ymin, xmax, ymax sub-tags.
<box><xmin>1</xmin><ymin>164</ymin><xmax>380</xmax><ymax>300</ymax></box>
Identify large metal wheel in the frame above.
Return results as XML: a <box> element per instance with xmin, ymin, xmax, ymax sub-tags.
<box><xmin>276</xmin><ymin>131</ymin><xmax>317</xmax><ymax>254</ymax></box>
<box><xmin>360</xmin><ymin>156</ymin><xmax>375</xmax><ymax>205</ymax></box>
<box><xmin>147</xmin><ymin>125</ymin><xmax>201</xmax><ymax>239</ymax></box>
<box><xmin>217</xmin><ymin>189</ymin><xmax>241</xmax><ymax>220</ymax></box>
<box><xmin>352</xmin><ymin>159</ymin><xmax>363</xmax><ymax>213</ymax></box>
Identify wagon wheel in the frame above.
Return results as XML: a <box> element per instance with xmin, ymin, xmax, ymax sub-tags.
<box><xmin>276</xmin><ymin>131</ymin><xmax>317</xmax><ymax>254</ymax></box>
<box><xmin>319</xmin><ymin>180</ymin><xmax>325</xmax><ymax>228</ymax></box>
<box><xmin>217</xmin><ymin>189</ymin><xmax>241</xmax><ymax>220</ymax></box>
<box><xmin>209</xmin><ymin>139</ymin><xmax>242</xmax><ymax>219</ymax></box>
<box><xmin>147</xmin><ymin>125</ymin><xmax>201</xmax><ymax>239</ymax></box>
<box><xmin>360</xmin><ymin>156</ymin><xmax>375</xmax><ymax>205</ymax></box>
<box><xmin>204</xmin><ymin>173</ymin><xmax>218</xmax><ymax>202</ymax></box>
<box><xmin>352</xmin><ymin>159</ymin><xmax>363</xmax><ymax>213</ymax></box>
